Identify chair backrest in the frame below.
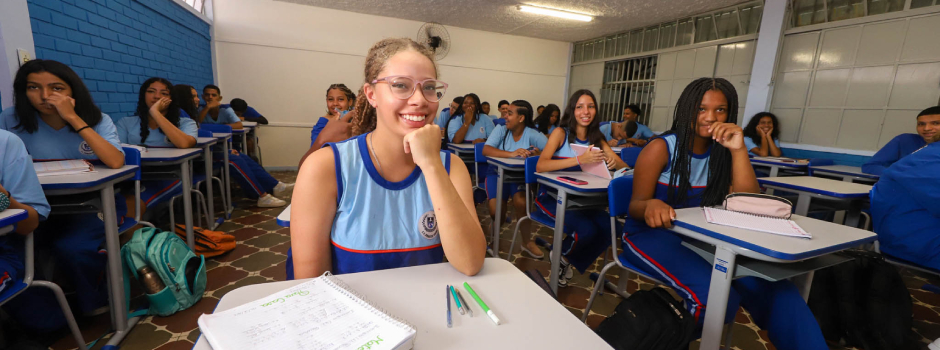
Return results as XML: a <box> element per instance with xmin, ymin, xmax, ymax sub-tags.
<box><xmin>493</xmin><ymin>118</ymin><xmax>506</xmax><ymax>126</ymax></box>
<box><xmin>197</xmin><ymin>129</ymin><xmax>213</xmax><ymax>138</ymax></box>
<box><xmin>474</xmin><ymin>142</ymin><xmax>485</xmax><ymax>163</ymax></box>
<box><xmin>122</xmin><ymin>147</ymin><xmax>142</xmax><ymax>181</ymax></box>
<box><xmin>608</xmin><ymin>176</ymin><xmax>634</xmax><ymax>217</ymax></box>
<box><xmin>199</xmin><ymin>124</ymin><xmax>233</xmax><ymax>133</ymax></box>
<box><xmin>619</xmin><ymin>147</ymin><xmax>643</xmax><ymax>168</ymax></box>
<box><xmin>525</xmin><ymin>156</ymin><xmax>540</xmax><ymax>184</ymax></box>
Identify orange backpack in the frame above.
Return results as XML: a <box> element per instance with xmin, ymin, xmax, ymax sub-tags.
<box><xmin>174</xmin><ymin>224</ymin><xmax>236</xmax><ymax>258</ymax></box>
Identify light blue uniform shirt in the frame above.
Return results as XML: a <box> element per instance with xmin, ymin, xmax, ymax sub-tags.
<box><xmin>600</xmin><ymin>122</ymin><xmax>655</xmax><ymax>141</ymax></box>
<box><xmin>200</xmin><ymin>106</ymin><xmax>240</xmax><ymax>124</ymax></box>
<box><xmin>434</xmin><ymin>108</ymin><xmax>451</xmax><ymax>129</ymax></box>
<box><xmin>743</xmin><ymin>136</ymin><xmax>781</xmax><ymax>157</ymax></box>
<box><xmin>0</xmin><ymin>129</ymin><xmax>51</xmax><ymax>219</ymax></box>
<box><xmin>0</xmin><ymin>107</ymin><xmax>124</xmax><ymax>161</ymax></box>
<box><xmin>485</xmin><ymin>125</ymin><xmax>547</xmax><ymax>152</ymax></box>
<box><xmin>447</xmin><ymin>113</ymin><xmax>495</xmax><ymax>142</ymax></box>
<box><xmin>115</xmin><ymin>115</ymin><xmax>198</xmax><ymax>147</ymax></box>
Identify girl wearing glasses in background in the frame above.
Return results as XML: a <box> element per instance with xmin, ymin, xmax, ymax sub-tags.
<box><xmin>288</xmin><ymin>38</ymin><xmax>486</xmax><ymax>279</ymax></box>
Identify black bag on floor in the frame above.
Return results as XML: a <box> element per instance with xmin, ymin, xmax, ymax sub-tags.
<box><xmin>808</xmin><ymin>250</ymin><xmax>918</xmax><ymax>350</ymax></box>
<box><xmin>594</xmin><ymin>287</ymin><xmax>695</xmax><ymax>350</ymax></box>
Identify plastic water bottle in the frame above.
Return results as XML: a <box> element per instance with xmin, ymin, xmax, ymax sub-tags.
<box><xmin>138</xmin><ymin>266</ymin><xmax>166</xmax><ymax>294</ymax></box>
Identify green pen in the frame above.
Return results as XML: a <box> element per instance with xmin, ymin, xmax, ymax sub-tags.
<box><xmin>450</xmin><ymin>285</ymin><xmax>465</xmax><ymax>315</ymax></box>
<box><xmin>463</xmin><ymin>282</ymin><xmax>500</xmax><ymax>325</ymax></box>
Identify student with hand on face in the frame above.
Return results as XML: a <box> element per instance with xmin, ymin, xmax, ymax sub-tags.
<box><xmin>446</xmin><ymin>93</ymin><xmax>495</xmax><ymax>144</ymax></box>
<box><xmin>171</xmin><ymin>84</ymin><xmax>200</xmax><ymax>121</ymax></box>
<box><xmin>620</xmin><ymin>78</ymin><xmax>826</xmax><ymax>350</ymax></box>
<box><xmin>198</xmin><ymin>85</ymin><xmax>243</xmax><ymax>130</ymax></box>
<box><xmin>482</xmin><ymin>100</ymin><xmax>547</xmax><ymax>259</ymax></box>
<box><xmin>300</xmin><ymin>84</ymin><xmax>358</xmax><ymax>166</ymax></box>
<box><xmin>498</xmin><ymin>100</ymin><xmax>511</xmax><ymax>119</ymax></box>
<box><xmin>742</xmin><ymin>112</ymin><xmax>782</xmax><ymax>157</ymax></box>
<box><xmin>535</xmin><ymin>90</ymin><xmax>627</xmax><ymax>287</ymax></box>
<box><xmin>870</xmin><ymin>126</ymin><xmax>940</xmax><ymax>270</ymax></box>
<box><xmin>289</xmin><ymin>38</ymin><xmax>485</xmax><ymax>279</ymax></box>
<box><xmin>862</xmin><ymin>106</ymin><xmax>940</xmax><ymax>175</ymax></box>
<box><xmin>0</xmin><ymin>59</ymin><xmax>125</xmax><ymax>325</ymax></box>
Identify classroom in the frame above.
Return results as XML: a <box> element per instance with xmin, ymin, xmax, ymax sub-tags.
<box><xmin>1</xmin><ymin>0</ymin><xmax>939</xmax><ymax>349</ymax></box>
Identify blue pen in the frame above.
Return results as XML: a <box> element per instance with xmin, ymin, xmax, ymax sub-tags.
<box><xmin>446</xmin><ymin>285</ymin><xmax>453</xmax><ymax>328</ymax></box>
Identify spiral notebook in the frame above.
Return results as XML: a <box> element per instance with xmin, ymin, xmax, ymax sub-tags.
<box><xmin>703</xmin><ymin>207</ymin><xmax>811</xmax><ymax>239</ymax></box>
<box><xmin>197</xmin><ymin>272</ymin><xmax>416</xmax><ymax>350</ymax></box>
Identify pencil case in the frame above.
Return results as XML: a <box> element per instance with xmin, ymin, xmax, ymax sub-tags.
<box><xmin>722</xmin><ymin>193</ymin><xmax>793</xmax><ymax>219</ymax></box>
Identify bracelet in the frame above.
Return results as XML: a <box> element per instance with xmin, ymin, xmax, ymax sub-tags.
<box><xmin>576</xmin><ymin>154</ymin><xmax>581</xmax><ymax>166</ymax></box>
<box><xmin>76</xmin><ymin>125</ymin><xmax>91</xmax><ymax>133</ymax></box>
<box><xmin>0</xmin><ymin>191</ymin><xmax>10</xmax><ymax>212</ymax></box>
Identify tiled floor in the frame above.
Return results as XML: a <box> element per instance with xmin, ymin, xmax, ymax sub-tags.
<box><xmin>17</xmin><ymin>171</ymin><xmax>940</xmax><ymax>349</ymax></box>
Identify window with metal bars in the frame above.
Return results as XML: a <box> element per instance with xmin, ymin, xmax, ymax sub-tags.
<box><xmin>598</xmin><ymin>56</ymin><xmax>657</xmax><ymax>124</ymax></box>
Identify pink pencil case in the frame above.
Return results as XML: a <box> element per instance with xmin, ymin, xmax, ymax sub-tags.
<box><xmin>722</xmin><ymin>193</ymin><xmax>793</xmax><ymax>219</ymax></box>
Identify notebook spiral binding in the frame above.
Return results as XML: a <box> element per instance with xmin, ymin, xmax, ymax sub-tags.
<box><xmin>319</xmin><ymin>271</ymin><xmax>418</xmax><ymax>335</ymax></box>
<box><xmin>722</xmin><ymin>208</ymin><xmax>790</xmax><ymax>221</ymax></box>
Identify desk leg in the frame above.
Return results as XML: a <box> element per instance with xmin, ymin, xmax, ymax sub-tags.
<box><xmin>700</xmin><ymin>246</ymin><xmax>738</xmax><ymax>350</ymax></box>
<box><xmin>203</xmin><ymin>145</ymin><xmax>216</xmax><ymax>229</ymax></box>
<box><xmin>766</xmin><ymin>166</ymin><xmax>779</xmax><ymax>195</ymax></box>
<box><xmin>493</xmin><ymin>167</ymin><xmax>504</xmax><ymax>258</ymax></box>
<box><xmin>99</xmin><ymin>185</ymin><xmax>133</xmax><ymax>345</ymax></box>
<box><xmin>794</xmin><ymin>193</ymin><xmax>811</xmax><ymax>216</ymax></box>
<box><xmin>223</xmin><ymin>140</ymin><xmax>233</xmax><ymax>217</ymax></box>
<box><xmin>549</xmin><ymin>191</ymin><xmax>567</xmax><ymax>296</ymax></box>
<box><xmin>791</xmin><ymin>271</ymin><xmax>815</xmax><ymax>301</ymax></box>
<box><xmin>241</xmin><ymin>133</ymin><xmax>248</xmax><ymax>153</ymax></box>
<box><xmin>843</xmin><ymin>200</ymin><xmax>862</xmax><ymax>228</ymax></box>
<box><xmin>182</xmin><ymin>160</ymin><xmax>195</xmax><ymax>249</ymax></box>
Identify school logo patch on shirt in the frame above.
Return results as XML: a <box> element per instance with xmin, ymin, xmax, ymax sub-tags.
<box><xmin>78</xmin><ymin>141</ymin><xmax>94</xmax><ymax>155</ymax></box>
<box><xmin>418</xmin><ymin>210</ymin><xmax>439</xmax><ymax>240</ymax></box>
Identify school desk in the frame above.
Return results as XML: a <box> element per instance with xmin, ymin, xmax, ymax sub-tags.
<box><xmin>240</xmin><ymin>121</ymin><xmax>261</xmax><ymax>165</ymax></box>
<box><xmin>212</xmin><ymin>133</ymin><xmax>234</xmax><ymax>218</ymax></box>
<box><xmin>195</xmin><ymin>137</ymin><xmax>221</xmax><ymax>228</ymax></box>
<box><xmin>757</xmin><ymin>176</ymin><xmax>872</xmax><ymax>227</ymax></box>
<box><xmin>40</xmin><ymin>165</ymin><xmax>140</xmax><ymax>348</ymax></box>
<box><xmin>0</xmin><ymin>209</ymin><xmax>26</xmax><ymax>237</ymax></box>
<box><xmin>810</xmin><ymin>165</ymin><xmax>879</xmax><ymax>183</ymax></box>
<box><xmin>484</xmin><ymin>156</ymin><xmax>526</xmax><ymax>256</ymax></box>
<box><xmin>141</xmin><ymin>148</ymin><xmax>202</xmax><ymax>249</ymax></box>
<box><xmin>534</xmin><ymin>171</ymin><xmax>610</xmax><ymax>295</ymax></box>
<box><xmin>669</xmin><ymin>207</ymin><xmax>875</xmax><ymax>350</ymax></box>
<box><xmin>240</xmin><ymin>121</ymin><xmax>257</xmax><ymax>155</ymax></box>
<box><xmin>750</xmin><ymin>156</ymin><xmax>808</xmax><ymax>177</ymax></box>
<box><xmin>192</xmin><ymin>258</ymin><xmax>613</xmax><ymax>350</ymax></box>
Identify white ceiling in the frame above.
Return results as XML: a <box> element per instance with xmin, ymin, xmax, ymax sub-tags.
<box><xmin>274</xmin><ymin>0</ymin><xmax>752</xmax><ymax>42</ymax></box>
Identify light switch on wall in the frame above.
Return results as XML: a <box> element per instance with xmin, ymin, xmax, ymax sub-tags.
<box><xmin>16</xmin><ymin>49</ymin><xmax>30</xmax><ymax>66</ymax></box>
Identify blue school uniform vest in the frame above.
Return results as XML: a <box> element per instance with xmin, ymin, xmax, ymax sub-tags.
<box><xmin>554</xmin><ymin>130</ymin><xmax>591</xmax><ymax>158</ymax></box>
<box><xmin>328</xmin><ymin>134</ymin><xmax>451</xmax><ymax>274</ymax></box>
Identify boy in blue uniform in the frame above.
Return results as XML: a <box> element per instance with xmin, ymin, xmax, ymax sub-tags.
<box><xmin>446</xmin><ymin>93</ymin><xmax>495</xmax><ymax>143</ymax></box>
<box><xmin>862</xmin><ymin>106</ymin><xmax>940</xmax><ymax>175</ymax></box>
<box><xmin>536</xmin><ymin>90</ymin><xmax>627</xmax><ymax>287</ymax></box>
<box><xmin>870</xmin><ymin>131</ymin><xmax>940</xmax><ymax>269</ymax></box>
<box><xmin>225</xmin><ymin>98</ymin><xmax>268</xmax><ymax>124</ymax></box>
<box><xmin>198</xmin><ymin>85</ymin><xmax>244</xmax><ymax>129</ymax></box>
<box><xmin>620</xmin><ymin>78</ymin><xmax>827</xmax><ymax>350</ymax></box>
<box><xmin>0</xmin><ymin>59</ymin><xmax>126</xmax><ymax>322</ymax></box>
<box><xmin>600</xmin><ymin>120</ymin><xmax>639</xmax><ymax>147</ymax></box>
<box><xmin>289</xmin><ymin>38</ymin><xmax>485</xmax><ymax>279</ymax></box>
<box><xmin>482</xmin><ymin>100</ymin><xmax>547</xmax><ymax>258</ymax></box>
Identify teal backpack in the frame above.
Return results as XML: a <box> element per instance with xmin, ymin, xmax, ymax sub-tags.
<box><xmin>121</xmin><ymin>227</ymin><xmax>207</xmax><ymax>316</ymax></box>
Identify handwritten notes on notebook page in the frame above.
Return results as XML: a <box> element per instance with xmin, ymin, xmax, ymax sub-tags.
<box><xmin>703</xmin><ymin>207</ymin><xmax>811</xmax><ymax>239</ymax></box>
<box><xmin>197</xmin><ymin>274</ymin><xmax>416</xmax><ymax>350</ymax></box>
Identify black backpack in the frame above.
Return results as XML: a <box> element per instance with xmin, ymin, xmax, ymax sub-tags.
<box><xmin>595</xmin><ymin>287</ymin><xmax>696</xmax><ymax>350</ymax></box>
<box><xmin>808</xmin><ymin>250</ymin><xmax>919</xmax><ymax>350</ymax></box>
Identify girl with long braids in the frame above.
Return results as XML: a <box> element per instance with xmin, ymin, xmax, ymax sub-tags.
<box><xmin>620</xmin><ymin>78</ymin><xmax>826</xmax><ymax>349</ymax></box>
<box><xmin>289</xmin><ymin>38</ymin><xmax>485</xmax><ymax>279</ymax></box>
<box><xmin>535</xmin><ymin>89</ymin><xmax>628</xmax><ymax>287</ymax></box>
<box><xmin>482</xmin><ymin>100</ymin><xmax>547</xmax><ymax>258</ymax></box>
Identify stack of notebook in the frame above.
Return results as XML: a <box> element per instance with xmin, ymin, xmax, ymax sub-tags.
<box><xmin>33</xmin><ymin>160</ymin><xmax>95</xmax><ymax>177</ymax></box>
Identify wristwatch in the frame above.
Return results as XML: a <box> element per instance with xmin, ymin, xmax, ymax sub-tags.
<box><xmin>0</xmin><ymin>190</ymin><xmax>10</xmax><ymax>212</ymax></box>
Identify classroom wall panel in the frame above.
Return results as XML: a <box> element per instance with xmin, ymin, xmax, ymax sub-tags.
<box><xmin>879</xmin><ymin>109</ymin><xmax>922</xmax><ymax>148</ymax></box>
<box><xmin>800</xmin><ymin>108</ymin><xmax>843</xmax><ymax>147</ymax></box>
<box><xmin>25</xmin><ymin>0</ymin><xmax>213</xmax><ymax>120</ymax></box>
<box><xmin>836</xmin><ymin>109</ymin><xmax>884</xmax><ymax>150</ymax></box>
<box><xmin>771</xmin><ymin>108</ymin><xmax>805</xmax><ymax>143</ymax></box>
<box><xmin>808</xmin><ymin>68</ymin><xmax>851</xmax><ymax>107</ymax></box>
<box><xmin>816</xmin><ymin>26</ymin><xmax>861</xmax><ymax>69</ymax></box>
<box><xmin>213</xmin><ymin>0</ymin><xmax>570</xmax><ymax>167</ymax></box>
<box><xmin>900</xmin><ymin>15</ymin><xmax>940</xmax><ymax>62</ymax></box>
<box><xmin>845</xmin><ymin>65</ymin><xmax>894</xmax><ymax>107</ymax></box>
<box><xmin>887</xmin><ymin>62</ymin><xmax>940</xmax><ymax>107</ymax></box>
<box><xmin>855</xmin><ymin>20</ymin><xmax>906</xmax><ymax>66</ymax></box>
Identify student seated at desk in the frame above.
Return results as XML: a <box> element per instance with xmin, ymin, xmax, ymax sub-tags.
<box><xmin>537</xmin><ymin>105</ymin><xmax>545</xmax><ymax>116</ymax></box>
<box><xmin>871</xmin><ymin>132</ymin><xmax>940</xmax><ymax>270</ymax></box>
<box><xmin>0</xmin><ymin>59</ymin><xmax>127</xmax><ymax>321</ymax></box>
<box><xmin>534</xmin><ymin>103</ymin><xmax>560</xmax><ymax>136</ymax></box>
<box><xmin>536</xmin><ymin>90</ymin><xmax>627</xmax><ymax>287</ymax></box>
<box><xmin>117</xmin><ymin>78</ymin><xmax>199</xmax><ymax>208</ymax></box>
<box><xmin>602</xmin><ymin>104</ymin><xmax>653</xmax><ymax>147</ymax></box>
<box><xmin>290</xmin><ymin>38</ymin><xmax>485</xmax><ymax>278</ymax></box>
<box><xmin>172</xmin><ymin>84</ymin><xmax>200</xmax><ymax>121</ymax></box>
<box><xmin>446</xmin><ymin>93</ymin><xmax>495</xmax><ymax>144</ymax></box>
<box><xmin>620</xmin><ymin>78</ymin><xmax>826</xmax><ymax>350</ymax></box>
<box><xmin>0</xmin><ymin>129</ymin><xmax>55</xmax><ymax>331</ymax></box>
<box><xmin>482</xmin><ymin>100</ymin><xmax>547</xmax><ymax>259</ymax></box>
<box><xmin>226</xmin><ymin>98</ymin><xmax>268</xmax><ymax>125</ymax></box>
<box><xmin>498</xmin><ymin>100</ymin><xmax>511</xmax><ymax>119</ymax></box>
<box><xmin>600</xmin><ymin>119</ymin><xmax>639</xmax><ymax>148</ymax></box>
<box><xmin>434</xmin><ymin>96</ymin><xmax>462</xmax><ymax>131</ymax></box>
<box><xmin>862</xmin><ymin>106</ymin><xmax>939</xmax><ymax>175</ymax></box>
<box><xmin>198</xmin><ymin>85</ymin><xmax>243</xmax><ymax>130</ymax></box>
<box><xmin>743</xmin><ymin>112</ymin><xmax>782</xmax><ymax>157</ymax></box>
<box><xmin>310</xmin><ymin>83</ymin><xmax>355</xmax><ymax>147</ymax></box>
<box><xmin>481</xmin><ymin>101</ymin><xmax>495</xmax><ymax>119</ymax></box>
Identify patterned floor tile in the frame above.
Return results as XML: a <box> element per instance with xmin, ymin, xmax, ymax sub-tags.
<box><xmin>244</xmin><ymin>232</ymin><xmax>290</xmax><ymax>248</ymax></box>
<box><xmin>150</xmin><ymin>296</ymin><xmax>220</xmax><ymax>333</ymax></box>
<box><xmin>204</xmin><ymin>266</ymin><xmax>249</xmax><ymax>291</ymax></box>
<box><xmin>229</xmin><ymin>251</ymin><xmax>282</xmax><ymax>272</ymax></box>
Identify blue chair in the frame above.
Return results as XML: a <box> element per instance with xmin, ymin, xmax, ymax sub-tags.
<box><xmin>493</xmin><ymin>118</ymin><xmax>506</xmax><ymax>126</ymax></box>
<box><xmin>506</xmin><ymin>157</ymin><xmax>556</xmax><ymax>260</ymax></box>
<box><xmin>119</xmin><ymin>147</ymin><xmax>155</xmax><ymax>233</ymax></box>
<box><xmin>473</xmin><ymin>142</ymin><xmax>486</xmax><ymax>189</ymax></box>
<box><xmin>619</xmin><ymin>147</ymin><xmax>643</xmax><ymax>168</ymax></box>
<box><xmin>0</xmin><ymin>222</ymin><xmax>88</xmax><ymax>350</ymax></box>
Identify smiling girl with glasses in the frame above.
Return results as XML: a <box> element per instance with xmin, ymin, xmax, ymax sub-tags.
<box><xmin>288</xmin><ymin>38</ymin><xmax>485</xmax><ymax>279</ymax></box>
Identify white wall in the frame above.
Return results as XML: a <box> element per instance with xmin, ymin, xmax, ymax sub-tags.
<box><xmin>0</xmin><ymin>0</ymin><xmax>35</xmax><ymax>109</ymax></box>
<box><xmin>212</xmin><ymin>0</ymin><xmax>571</xmax><ymax>167</ymax></box>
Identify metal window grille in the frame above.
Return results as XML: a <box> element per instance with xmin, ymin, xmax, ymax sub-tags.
<box><xmin>598</xmin><ymin>56</ymin><xmax>657</xmax><ymax>124</ymax></box>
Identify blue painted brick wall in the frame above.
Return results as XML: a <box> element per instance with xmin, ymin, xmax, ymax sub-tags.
<box><xmin>27</xmin><ymin>0</ymin><xmax>213</xmax><ymax>121</ymax></box>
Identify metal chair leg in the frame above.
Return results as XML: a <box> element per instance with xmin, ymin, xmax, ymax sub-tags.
<box><xmin>722</xmin><ymin>321</ymin><xmax>735</xmax><ymax>348</ymax></box>
<box><xmin>32</xmin><ymin>281</ymin><xmax>88</xmax><ymax>350</ymax></box>
<box><xmin>508</xmin><ymin>216</ymin><xmax>531</xmax><ymax>262</ymax></box>
<box><xmin>582</xmin><ymin>261</ymin><xmax>619</xmax><ymax>323</ymax></box>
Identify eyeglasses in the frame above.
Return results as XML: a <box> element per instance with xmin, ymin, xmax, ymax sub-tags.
<box><xmin>371</xmin><ymin>76</ymin><xmax>448</xmax><ymax>103</ymax></box>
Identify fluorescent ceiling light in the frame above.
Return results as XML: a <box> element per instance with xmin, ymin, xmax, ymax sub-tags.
<box><xmin>518</xmin><ymin>5</ymin><xmax>593</xmax><ymax>22</ymax></box>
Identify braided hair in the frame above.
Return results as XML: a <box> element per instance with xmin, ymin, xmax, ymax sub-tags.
<box><xmin>561</xmin><ymin>90</ymin><xmax>606</xmax><ymax>146</ymax></box>
<box><xmin>663</xmin><ymin>77</ymin><xmax>739</xmax><ymax>208</ymax></box>
<box><xmin>136</xmin><ymin>77</ymin><xmax>181</xmax><ymax>144</ymax></box>
<box><xmin>351</xmin><ymin>38</ymin><xmax>438</xmax><ymax>136</ymax></box>
<box><xmin>498</xmin><ymin>100</ymin><xmax>536</xmax><ymax>149</ymax></box>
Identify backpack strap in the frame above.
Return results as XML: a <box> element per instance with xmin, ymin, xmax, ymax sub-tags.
<box><xmin>121</xmin><ymin>227</ymin><xmax>159</xmax><ymax>317</ymax></box>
